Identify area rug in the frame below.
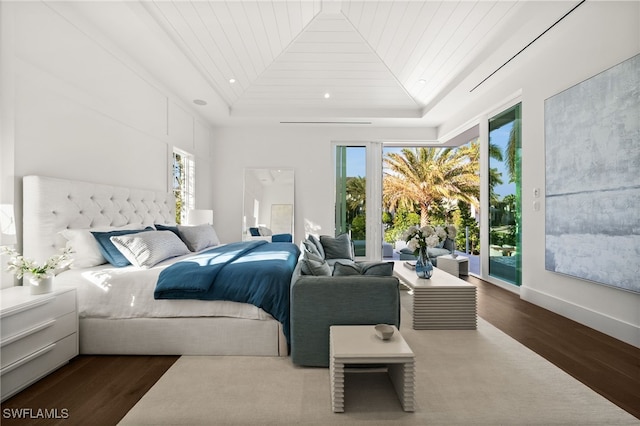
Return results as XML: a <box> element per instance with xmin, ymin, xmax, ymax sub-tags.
<box><xmin>120</xmin><ymin>295</ymin><xmax>638</xmax><ymax>425</ymax></box>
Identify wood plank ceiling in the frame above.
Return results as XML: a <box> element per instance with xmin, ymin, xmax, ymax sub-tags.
<box><xmin>142</xmin><ymin>0</ymin><xmax>523</xmax><ymax>120</ymax></box>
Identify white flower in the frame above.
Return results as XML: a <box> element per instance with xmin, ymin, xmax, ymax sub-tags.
<box><xmin>425</xmin><ymin>234</ymin><xmax>440</xmax><ymax>248</ymax></box>
<box><xmin>1</xmin><ymin>246</ymin><xmax>73</xmax><ymax>280</ymax></box>
<box><xmin>434</xmin><ymin>226</ymin><xmax>447</xmax><ymax>242</ymax></box>
<box><xmin>446</xmin><ymin>225</ymin><xmax>457</xmax><ymax>239</ymax></box>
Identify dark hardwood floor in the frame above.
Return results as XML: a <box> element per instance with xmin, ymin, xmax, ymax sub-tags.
<box><xmin>2</xmin><ymin>277</ymin><xmax>639</xmax><ymax>425</ymax></box>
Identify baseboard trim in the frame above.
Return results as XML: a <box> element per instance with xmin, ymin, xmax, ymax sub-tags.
<box><xmin>520</xmin><ymin>286</ymin><xmax>640</xmax><ymax>349</ymax></box>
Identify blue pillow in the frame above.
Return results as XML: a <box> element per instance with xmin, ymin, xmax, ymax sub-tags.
<box><xmin>249</xmin><ymin>227</ymin><xmax>260</xmax><ymax>236</ymax></box>
<box><xmin>92</xmin><ymin>227</ymin><xmax>154</xmax><ymax>267</ymax></box>
<box><xmin>271</xmin><ymin>233</ymin><xmax>292</xmax><ymax>243</ymax></box>
<box><xmin>154</xmin><ymin>223</ymin><xmax>180</xmax><ymax>238</ymax></box>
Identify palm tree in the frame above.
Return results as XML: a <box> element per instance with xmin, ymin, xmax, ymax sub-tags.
<box><xmin>383</xmin><ymin>145</ymin><xmax>480</xmax><ymax>227</ymax></box>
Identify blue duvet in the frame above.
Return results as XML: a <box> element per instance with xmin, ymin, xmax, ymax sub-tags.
<box><xmin>155</xmin><ymin>240</ymin><xmax>300</xmax><ymax>346</ymax></box>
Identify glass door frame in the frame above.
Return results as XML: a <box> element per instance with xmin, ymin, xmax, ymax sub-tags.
<box><xmin>479</xmin><ymin>97</ymin><xmax>523</xmax><ymax>293</ymax></box>
<box><xmin>332</xmin><ymin>141</ymin><xmax>383</xmax><ymax>260</ymax></box>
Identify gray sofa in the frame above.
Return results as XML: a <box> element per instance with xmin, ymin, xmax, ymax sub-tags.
<box><xmin>398</xmin><ymin>237</ymin><xmax>455</xmax><ymax>266</ymax></box>
<box><xmin>290</xmin><ymin>262</ymin><xmax>401</xmax><ymax>367</ymax></box>
<box><xmin>290</xmin><ymin>234</ymin><xmax>401</xmax><ymax>367</ymax></box>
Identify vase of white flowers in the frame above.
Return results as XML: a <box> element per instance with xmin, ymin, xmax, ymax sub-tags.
<box><xmin>1</xmin><ymin>246</ymin><xmax>73</xmax><ymax>294</ymax></box>
<box><xmin>402</xmin><ymin>224</ymin><xmax>457</xmax><ymax>279</ymax></box>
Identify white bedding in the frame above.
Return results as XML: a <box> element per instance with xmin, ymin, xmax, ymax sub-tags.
<box><xmin>55</xmin><ymin>252</ymin><xmax>273</xmax><ymax>321</ymax></box>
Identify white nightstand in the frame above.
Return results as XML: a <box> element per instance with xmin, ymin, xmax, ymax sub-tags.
<box><xmin>0</xmin><ymin>286</ymin><xmax>78</xmax><ymax>401</ymax></box>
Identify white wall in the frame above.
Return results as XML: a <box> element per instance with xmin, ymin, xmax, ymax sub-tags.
<box><xmin>438</xmin><ymin>2</ymin><xmax>640</xmax><ymax>347</ymax></box>
<box><xmin>0</xmin><ymin>2</ymin><xmax>214</xmax><ymax>287</ymax></box>
<box><xmin>211</xmin><ymin>126</ymin><xmax>437</xmax><ymax>245</ymax></box>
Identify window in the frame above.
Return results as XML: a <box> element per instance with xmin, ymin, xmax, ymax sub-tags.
<box><xmin>172</xmin><ymin>149</ymin><xmax>195</xmax><ymax>224</ymax></box>
<box><xmin>488</xmin><ymin>103</ymin><xmax>522</xmax><ymax>286</ymax></box>
<box><xmin>335</xmin><ymin>145</ymin><xmax>368</xmax><ymax>257</ymax></box>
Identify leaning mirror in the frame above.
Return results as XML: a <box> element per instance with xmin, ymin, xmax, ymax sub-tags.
<box><xmin>243</xmin><ymin>168</ymin><xmax>294</xmax><ymax>242</ymax></box>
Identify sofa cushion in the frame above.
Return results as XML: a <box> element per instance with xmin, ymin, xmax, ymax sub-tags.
<box><xmin>358</xmin><ymin>261</ymin><xmax>395</xmax><ymax>276</ymax></box>
<box><xmin>307</xmin><ymin>234</ymin><xmax>325</xmax><ymax>259</ymax></box>
<box><xmin>320</xmin><ymin>234</ymin><xmax>353</xmax><ymax>260</ymax></box>
<box><xmin>332</xmin><ymin>262</ymin><xmax>361</xmax><ymax>276</ymax></box>
<box><xmin>302</xmin><ymin>239</ymin><xmax>321</xmax><ymax>257</ymax></box>
<box><xmin>300</xmin><ymin>251</ymin><xmax>332</xmax><ymax>276</ymax></box>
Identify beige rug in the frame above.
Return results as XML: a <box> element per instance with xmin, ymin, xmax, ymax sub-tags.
<box><xmin>120</xmin><ymin>295</ymin><xmax>639</xmax><ymax>425</ymax></box>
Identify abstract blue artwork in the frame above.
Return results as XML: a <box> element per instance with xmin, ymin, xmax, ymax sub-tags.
<box><xmin>545</xmin><ymin>53</ymin><xmax>640</xmax><ymax>294</ymax></box>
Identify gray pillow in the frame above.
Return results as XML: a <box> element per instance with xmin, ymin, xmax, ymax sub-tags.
<box><xmin>300</xmin><ymin>250</ymin><xmax>331</xmax><ymax>276</ymax></box>
<box><xmin>320</xmin><ymin>234</ymin><xmax>352</xmax><ymax>260</ymax></box>
<box><xmin>110</xmin><ymin>230</ymin><xmax>191</xmax><ymax>268</ymax></box>
<box><xmin>302</xmin><ymin>240</ymin><xmax>321</xmax><ymax>257</ymax></box>
<box><xmin>358</xmin><ymin>261</ymin><xmax>395</xmax><ymax>276</ymax></box>
<box><xmin>177</xmin><ymin>224</ymin><xmax>220</xmax><ymax>251</ymax></box>
<box><xmin>332</xmin><ymin>262</ymin><xmax>361</xmax><ymax>276</ymax></box>
<box><xmin>308</xmin><ymin>234</ymin><xmax>325</xmax><ymax>259</ymax></box>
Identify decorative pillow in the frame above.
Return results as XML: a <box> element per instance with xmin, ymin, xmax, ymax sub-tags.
<box><xmin>333</xmin><ymin>262</ymin><xmax>361</xmax><ymax>276</ymax></box>
<box><xmin>60</xmin><ymin>224</ymin><xmax>141</xmax><ymax>269</ymax></box>
<box><xmin>271</xmin><ymin>233</ymin><xmax>292</xmax><ymax>243</ymax></box>
<box><xmin>91</xmin><ymin>227</ymin><xmax>154</xmax><ymax>267</ymax></box>
<box><xmin>258</xmin><ymin>226</ymin><xmax>272</xmax><ymax>236</ymax></box>
<box><xmin>320</xmin><ymin>234</ymin><xmax>353</xmax><ymax>260</ymax></box>
<box><xmin>299</xmin><ymin>250</ymin><xmax>331</xmax><ymax>276</ymax></box>
<box><xmin>302</xmin><ymin>239</ymin><xmax>321</xmax><ymax>257</ymax></box>
<box><xmin>358</xmin><ymin>261</ymin><xmax>395</xmax><ymax>276</ymax></box>
<box><xmin>307</xmin><ymin>234</ymin><xmax>325</xmax><ymax>259</ymax></box>
<box><xmin>111</xmin><ymin>231</ymin><xmax>190</xmax><ymax>268</ymax></box>
<box><xmin>154</xmin><ymin>223</ymin><xmax>180</xmax><ymax>238</ymax></box>
<box><xmin>177</xmin><ymin>224</ymin><xmax>220</xmax><ymax>251</ymax></box>
<box><xmin>249</xmin><ymin>227</ymin><xmax>260</xmax><ymax>237</ymax></box>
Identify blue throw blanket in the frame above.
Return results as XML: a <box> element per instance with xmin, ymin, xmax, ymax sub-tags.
<box><xmin>155</xmin><ymin>240</ymin><xmax>300</xmax><ymax>346</ymax></box>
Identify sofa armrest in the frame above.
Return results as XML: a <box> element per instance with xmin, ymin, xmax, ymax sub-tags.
<box><xmin>290</xmin><ymin>275</ymin><xmax>400</xmax><ymax>367</ymax></box>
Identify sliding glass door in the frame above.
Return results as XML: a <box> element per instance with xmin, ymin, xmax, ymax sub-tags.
<box><xmin>488</xmin><ymin>104</ymin><xmax>522</xmax><ymax>286</ymax></box>
<box><xmin>335</xmin><ymin>145</ymin><xmax>367</xmax><ymax>257</ymax></box>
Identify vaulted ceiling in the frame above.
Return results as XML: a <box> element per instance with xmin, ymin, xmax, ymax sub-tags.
<box><xmin>64</xmin><ymin>0</ymin><xmax>582</xmax><ymax>127</ymax></box>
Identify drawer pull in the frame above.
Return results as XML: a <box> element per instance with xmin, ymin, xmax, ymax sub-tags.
<box><xmin>0</xmin><ymin>319</ymin><xmax>56</xmax><ymax>348</ymax></box>
<box><xmin>1</xmin><ymin>343</ymin><xmax>56</xmax><ymax>376</ymax></box>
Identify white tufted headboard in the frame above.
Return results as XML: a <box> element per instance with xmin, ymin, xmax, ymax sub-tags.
<box><xmin>23</xmin><ymin>175</ymin><xmax>175</xmax><ymax>263</ymax></box>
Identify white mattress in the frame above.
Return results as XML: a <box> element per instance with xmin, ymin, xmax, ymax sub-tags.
<box><xmin>55</xmin><ymin>252</ymin><xmax>273</xmax><ymax>321</ymax></box>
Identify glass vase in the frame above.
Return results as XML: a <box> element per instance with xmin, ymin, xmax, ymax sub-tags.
<box><xmin>415</xmin><ymin>247</ymin><xmax>433</xmax><ymax>279</ymax></box>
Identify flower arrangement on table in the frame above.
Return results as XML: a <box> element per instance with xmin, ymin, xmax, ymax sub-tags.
<box><xmin>401</xmin><ymin>224</ymin><xmax>457</xmax><ymax>256</ymax></box>
<box><xmin>1</xmin><ymin>246</ymin><xmax>73</xmax><ymax>280</ymax></box>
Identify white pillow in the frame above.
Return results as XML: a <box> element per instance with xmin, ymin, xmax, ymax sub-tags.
<box><xmin>59</xmin><ymin>224</ymin><xmax>142</xmax><ymax>269</ymax></box>
<box><xmin>258</xmin><ymin>226</ymin><xmax>272</xmax><ymax>236</ymax></box>
<box><xmin>110</xmin><ymin>230</ymin><xmax>190</xmax><ymax>268</ymax></box>
<box><xmin>177</xmin><ymin>224</ymin><xmax>220</xmax><ymax>251</ymax></box>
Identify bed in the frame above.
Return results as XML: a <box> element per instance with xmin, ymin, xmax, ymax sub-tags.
<box><xmin>22</xmin><ymin>175</ymin><xmax>298</xmax><ymax>356</ymax></box>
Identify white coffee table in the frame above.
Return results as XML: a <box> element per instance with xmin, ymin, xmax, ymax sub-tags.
<box><xmin>393</xmin><ymin>261</ymin><xmax>477</xmax><ymax>330</ymax></box>
<box><xmin>329</xmin><ymin>325</ymin><xmax>415</xmax><ymax>413</ymax></box>
<box><xmin>437</xmin><ymin>254</ymin><xmax>469</xmax><ymax>277</ymax></box>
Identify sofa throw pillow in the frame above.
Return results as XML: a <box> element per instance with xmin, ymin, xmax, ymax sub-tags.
<box><xmin>320</xmin><ymin>233</ymin><xmax>353</xmax><ymax>260</ymax></box>
<box><xmin>307</xmin><ymin>234</ymin><xmax>325</xmax><ymax>259</ymax></box>
<box><xmin>332</xmin><ymin>262</ymin><xmax>361</xmax><ymax>276</ymax></box>
<box><xmin>357</xmin><ymin>261</ymin><xmax>395</xmax><ymax>276</ymax></box>
<box><xmin>300</xmin><ymin>250</ymin><xmax>331</xmax><ymax>276</ymax></box>
<box><xmin>111</xmin><ymin>230</ymin><xmax>191</xmax><ymax>268</ymax></box>
<box><xmin>91</xmin><ymin>227</ymin><xmax>154</xmax><ymax>267</ymax></box>
<box><xmin>302</xmin><ymin>240</ymin><xmax>321</xmax><ymax>257</ymax></box>
<box><xmin>177</xmin><ymin>224</ymin><xmax>220</xmax><ymax>251</ymax></box>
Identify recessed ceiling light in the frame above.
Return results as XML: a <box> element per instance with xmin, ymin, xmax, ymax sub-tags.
<box><xmin>229</xmin><ymin>78</ymin><xmax>236</xmax><ymax>84</ymax></box>
<box><xmin>193</xmin><ymin>99</ymin><xmax>207</xmax><ymax>106</ymax></box>
<box><xmin>324</xmin><ymin>93</ymin><xmax>330</xmax><ymax>99</ymax></box>
<box><xmin>418</xmin><ymin>79</ymin><xmax>426</xmax><ymax>85</ymax></box>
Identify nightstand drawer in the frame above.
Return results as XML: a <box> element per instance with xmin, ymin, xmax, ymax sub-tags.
<box><xmin>1</xmin><ymin>311</ymin><xmax>77</xmax><ymax>369</ymax></box>
<box><xmin>0</xmin><ymin>333</ymin><xmax>77</xmax><ymax>401</ymax></box>
<box><xmin>1</xmin><ymin>290</ymin><xmax>75</xmax><ymax>339</ymax></box>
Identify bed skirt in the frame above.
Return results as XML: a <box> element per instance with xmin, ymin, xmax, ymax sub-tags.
<box><xmin>79</xmin><ymin>317</ymin><xmax>287</xmax><ymax>356</ymax></box>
